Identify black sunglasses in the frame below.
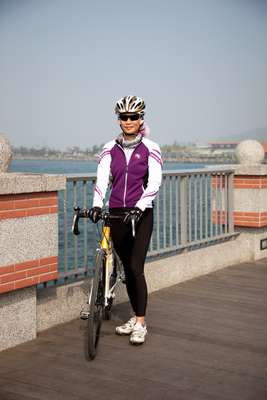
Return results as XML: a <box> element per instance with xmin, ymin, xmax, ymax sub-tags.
<box><xmin>119</xmin><ymin>114</ymin><xmax>140</xmax><ymax>121</ymax></box>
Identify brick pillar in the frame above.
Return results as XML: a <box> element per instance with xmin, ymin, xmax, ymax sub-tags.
<box><xmin>231</xmin><ymin>140</ymin><xmax>267</xmax><ymax>260</ymax></box>
<box><xmin>233</xmin><ymin>172</ymin><xmax>267</xmax><ymax>227</ymax></box>
<box><xmin>211</xmin><ymin>140</ymin><xmax>267</xmax><ymax>260</ymax></box>
<box><xmin>0</xmin><ymin>173</ymin><xmax>66</xmax><ymax>351</ymax></box>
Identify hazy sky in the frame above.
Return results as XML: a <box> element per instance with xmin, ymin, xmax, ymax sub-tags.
<box><xmin>1</xmin><ymin>0</ymin><xmax>267</xmax><ymax>149</ymax></box>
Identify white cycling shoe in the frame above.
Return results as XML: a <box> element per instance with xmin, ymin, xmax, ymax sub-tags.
<box><xmin>129</xmin><ymin>322</ymin><xmax>147</xmax><ymax>345</ymax></box>
<box><xmin>115</xmin><ymin>316</ymin><xmax>136</xmax><ymax>335</ymax></box>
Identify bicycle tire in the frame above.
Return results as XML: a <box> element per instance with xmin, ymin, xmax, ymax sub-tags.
<box><xmin>86</xmin><ymin>253</ymin><xmax>105</xmax><ymax>360</ymax></box>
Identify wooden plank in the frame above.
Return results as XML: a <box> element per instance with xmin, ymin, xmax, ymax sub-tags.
<box><xmin>0</xmin><ymin>259</ymin><xmax>267</xmax><ymax>400</ymax></box>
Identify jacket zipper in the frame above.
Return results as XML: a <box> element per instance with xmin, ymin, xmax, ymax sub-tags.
<box><xmin>123</xmin><ymin>164</ymin><xmax>128</xmax><ymax>207</ymax></box>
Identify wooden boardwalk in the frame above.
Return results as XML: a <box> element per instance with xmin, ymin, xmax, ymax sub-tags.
<box><xmin>0</xmin><ymin>258</ymin><xmax>267</xmax><ymax>400</ymax></box>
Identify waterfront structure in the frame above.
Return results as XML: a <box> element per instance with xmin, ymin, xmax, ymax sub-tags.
<box><xmin>0</xmin><ymin>146</ymin><xmax>66</xmax><ymax>350</ymax></box>
<box><xmin>1</xmin><ymin>138</ymin><xmax>267</xmax><ymax>351</ymax></box>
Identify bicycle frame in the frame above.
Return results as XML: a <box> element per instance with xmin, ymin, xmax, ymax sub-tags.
<box><xmin>100</xmin><ymin>225</ymin><xmax>116</xmax><ymax>308</ymax></box>
<box><xmin>93</xmin><ymin>223</ymin><xmax>124</xmax><ymax>311</ymax></box>
<box><xmin>72</xmin><ymin>207</ymin><xmax>129</xmax><ymax>318</ymax></box>
<box><xmin>72</xmin><ymin>207</ymin><xmax>134</xmax><ymax>360</ymax></box>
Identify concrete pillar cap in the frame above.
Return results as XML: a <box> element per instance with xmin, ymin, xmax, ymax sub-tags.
<box><xmin>235</xmin><ymin>140</ymin><xmax>265</xmax><ymax>165</ymax></box>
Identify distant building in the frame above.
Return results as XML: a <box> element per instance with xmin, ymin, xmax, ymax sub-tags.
<box><xmin>209</xmin><ymin>140</ymin><xmax>267</xmax><ymax>149</ymax></box>
<box><xmin>208</xmin><ymin>142</ymin><xmax>239</xmax><ymax>150</ymax></box>
<box><xmin>208</xmin><ymin>141</ymin><xmax>267</xmax><ymax>161</ymax></box>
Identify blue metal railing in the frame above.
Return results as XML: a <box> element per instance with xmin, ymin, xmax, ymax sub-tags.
<box><xmin>53</xmin><ymin>167</ymin><xmax>236</xmax><ymax>284</ymax></box>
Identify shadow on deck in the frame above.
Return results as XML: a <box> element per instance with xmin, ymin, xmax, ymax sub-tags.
<box><xmin>0</xmin><ymin>259</ymin><xmax>267</xmax><ymax>400</ymax></box>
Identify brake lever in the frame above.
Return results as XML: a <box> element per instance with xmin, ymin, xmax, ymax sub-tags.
<box><xmin>72</xmin><ymin>206</ymin><xmax>81</xmax><ymax>235</ymax></box>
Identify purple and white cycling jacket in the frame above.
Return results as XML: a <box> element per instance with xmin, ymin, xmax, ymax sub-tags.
<box><xmin>93</xmin><ymin>137</ymin><xmax>162</xmax><ymax>211</ymax></box>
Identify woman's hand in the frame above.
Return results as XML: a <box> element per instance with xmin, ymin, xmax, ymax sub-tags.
<box><xmin>123</xmin><ymin>207</ymin><xmax>143</xmax><ymax>224</ymax></box>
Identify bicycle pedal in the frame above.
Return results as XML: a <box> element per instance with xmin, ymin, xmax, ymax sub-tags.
<box><xmin>80</xmin><ymin>311</ymin><xmax>90</xmax><ymax>320</ymax></box>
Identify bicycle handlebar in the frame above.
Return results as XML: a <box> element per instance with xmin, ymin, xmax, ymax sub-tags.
<box><xmin>72</xmin><ymin>207</ymin><xmax>137</xmax><ymax>237</ymax></box>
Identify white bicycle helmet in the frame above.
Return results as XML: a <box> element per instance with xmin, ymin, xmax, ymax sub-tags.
<box><xmin>115</xmin><ymin>95</ymin><xmax>145</xmax><ymax>117</ymax></box>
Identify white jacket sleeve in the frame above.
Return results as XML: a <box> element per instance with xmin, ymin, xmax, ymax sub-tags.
<box><xmin>135</xmin><ymin>142</ymin><xmax>163</xmax><ymax>211</ymax></box>
<box><xmin>92</xmin><ymin>144</ymin><xmax>112</xmax><ymax>208</ymax></box>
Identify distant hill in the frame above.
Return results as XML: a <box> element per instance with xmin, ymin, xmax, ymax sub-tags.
<box><xmin>214</xmin><ymin>126</ymin><xmax>267</xmax><ymax>142</ymax></box>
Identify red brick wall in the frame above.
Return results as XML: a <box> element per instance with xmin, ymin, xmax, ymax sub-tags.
<box><xmin>212</xmin><ymin>175</ymin><xmax>267</xmax><ymax>228</ymax></box>
<box><xmin>233</xmin><ymin>211</ymin><xmax>267</xmax><ymax>227</ymax></box>
<box><xmin>212</xmin><ymin>175</ymin><xmax>267</xmax><ymax>189</ymax></box>
<box><xmin>0</xmin><ymin>256</ymin><xmax>58</xmax><ymax>294</ymax></box>
<box><xmin>0</xmin><ymin>192</ymin><xmax>58</xmax><ymax>220</ymax></box>
<box><xmin>0</xmin><ymin>192</ymin><xmax>59</xmax><ymax>294</ymax></box>
<box><xmin>234</xmin><ymin>176</ymin><xmax>267</xmax><ymax>189</ymax></box>
<box><xmin>213</xmin><ymin>210</ymin><xmax>267</xmax><ymax>227</ymax></box>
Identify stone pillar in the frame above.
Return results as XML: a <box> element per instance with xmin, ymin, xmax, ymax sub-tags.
<box><xmin>232</xmin><ymin>140</ymin><xmax>267</xmax><ymax>260</ymax></box>
<box><xmin>0</xmin><ymin>172</ymin><xmax>66</xmax><ymax>351</ymax></box>
<box><xmin>0</xmin><ymin>135</ymin><xmax>12</xmax><ymax>172</ymax></box>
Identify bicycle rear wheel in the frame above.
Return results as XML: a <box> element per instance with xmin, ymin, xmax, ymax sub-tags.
<box><xmin>86</xmin><ymin>253</ymin><xmax>105</xmax><ymax>360</ymax></box>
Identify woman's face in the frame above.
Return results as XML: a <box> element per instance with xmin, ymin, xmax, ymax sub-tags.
<box><xmin>119</xmin><ymin>114</ymin><xmax>142</xmax><ymax>136</ymax></box>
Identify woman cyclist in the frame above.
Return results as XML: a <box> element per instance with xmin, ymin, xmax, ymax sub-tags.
<box><xmin>89</xmin><ymin>95</ymin><xmax>162</xmax><ymax>345</ymax></box>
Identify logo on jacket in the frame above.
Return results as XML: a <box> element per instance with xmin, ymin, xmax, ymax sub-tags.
<box><xmin>135</xmin><ymin>153</ymin><xmax>141</xmax><ymax>159</ymax></box>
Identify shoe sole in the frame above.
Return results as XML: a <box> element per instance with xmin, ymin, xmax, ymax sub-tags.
<box><xmin>129</xmin><ymin>333</ymin><xmax>147</xmax><ymax>345</ymax></box>
<box><xmin>130</xmin><ymin>340</ymin><xmax>145</xmax><ymax>345</ymax></box>
<box><xmin>115</xmin><ymin>330</ymin><xmax>133</xmax><ymax>336</ymax></box>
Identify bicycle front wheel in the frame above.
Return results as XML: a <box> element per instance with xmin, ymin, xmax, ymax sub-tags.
<box><xmin>86</xmin><ymin>253</ymin><xmax>105</xmax><ymax>360</ymax></box>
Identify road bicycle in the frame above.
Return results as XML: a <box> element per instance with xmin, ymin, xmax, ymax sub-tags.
<box><xmin>72</xmin><ymin>207</ymin><xmax>136</xmax><ymax>360</ymax></box>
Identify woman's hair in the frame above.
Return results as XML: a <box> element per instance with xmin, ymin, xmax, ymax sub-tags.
<box><xmin>139</xmin><ymin>122</ymin><xmax>150</xmax><ymax>137</ymax></box>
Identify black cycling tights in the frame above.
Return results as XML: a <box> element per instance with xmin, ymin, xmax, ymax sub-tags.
<box><xmin>110</xmin><ymin>208</ymin><xmax>153</xmax><ymax>317</ymax></box>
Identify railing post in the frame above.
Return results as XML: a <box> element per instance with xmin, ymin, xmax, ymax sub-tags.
<box><xmin>63</xmin><ymin>188</ymin><xmax>68</xmax><ymax>278</ymax></box>
<box><xmin>163</xmin><ymin>176</ymin><xmax>167</xmax><ymax>248</ymax></box>
<box><xmin>181</xmin><ymin>176</ymin><xmax>187</xmax><ymax>246</ymax></box>
<box><xmin>73</xmin><ymin>180</ymin><xmax>78</xmax><ymax>273</ymax></box>
<box><xmin>83</xmin><ymin>180</ymin><xmax>88</xmax><ymax>272</ymax></box>
<box><xmin>156</xmin><ymin>191</ymin><xmax>160</xmax><ymax>251</ymax></box>
<box><xmin>228</xmin><ymin>172</ymin><xmax>234</xmax><ymax>234</ymax></box>
<box><xmin>92</xmin><ymin>178</ymin><xmax>97</xmax><ymax>268</ymax></box>
<box><xmin>199</xmin><ymin>174</ymin><xmax>202</xmax><ymax>240</ymax></box>
<box><xmin>169</xmin><ymin>176</ymin><xmax>173</xmax><ymax>247</ymax></box>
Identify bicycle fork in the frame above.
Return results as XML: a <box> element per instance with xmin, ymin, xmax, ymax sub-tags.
<box><xmin>104</xmin><ymin>252</ymin><xmax>115</xmax><ymax>306</ymax></box>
